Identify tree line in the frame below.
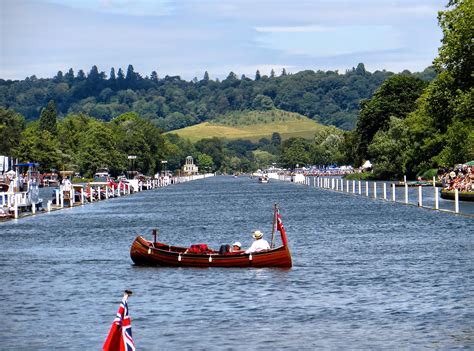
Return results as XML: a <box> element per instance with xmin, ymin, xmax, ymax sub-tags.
<box><xmin>0</xmin><ymin>61</ymin><xmax>435</xmax><ymax>132</ymax></box>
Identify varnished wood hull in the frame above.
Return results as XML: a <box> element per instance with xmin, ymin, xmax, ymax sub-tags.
<box><xmin>130</xmin><ymin>236</ymin><xmax>292</xmax><ymax>268</ymax></box>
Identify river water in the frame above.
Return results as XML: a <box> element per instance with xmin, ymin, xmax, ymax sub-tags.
<box><xmin>1</xmin><ymin>176</ymin><xmax>473</xmax><ymax>350</ymax></box>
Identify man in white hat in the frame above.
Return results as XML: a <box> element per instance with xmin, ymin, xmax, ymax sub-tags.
<box><xmin>245</xmin><ymin>230</ymin><xmax>270</xmax><ymax>254</ymax></box>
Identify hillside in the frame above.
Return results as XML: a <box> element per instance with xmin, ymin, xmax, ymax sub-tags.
<box><xmin>167</xmin><ymin>110</ymin><xmax>336</xmax><ymax>142</ymax></box>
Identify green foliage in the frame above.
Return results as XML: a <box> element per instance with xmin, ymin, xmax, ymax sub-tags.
<box><xmin>196</xmin><ymin>152</ymin><xmax>214</xmax><ymax>171</ymax></box>
<box><xmin>38</xmin><ymin>100</ymin><xmax>58</xmax><ymax>135</ymax></box>
<box><xmin>0</xmin><ymin>63</ymin><xmax>423</xmax><ymax>131</ymax></box>
<box><xmin>435</xmin><ymin>0</ymin><xmax>473</xmax><ymax>90</ymax></box>
<box><xmin>0</xmin><ymin>107</ymin><xmax>25</xmax><ymax>155</ymax></box>
<box><xmin>358</xmin><ymin>0</ymin><xmax>473</xmax><ymax>179</ymax></box>
<box><xmin>280</xmin><ymin>137</ymin><xmax>311</xmax><ymax>168</ymax></box>
<box><xmin>353</xmin><ymin>74</ymin><xmax>427</xmax><ymax>165</ymax></box>
<box><xmin>14</xmin><ymin>126</ymin><xmax>61</xmax><ymax>172</ymax></box>
<box><xmin>367</xmin><ymin>117</ymin><xmax>408</xmax><ymax>179</ymax></box>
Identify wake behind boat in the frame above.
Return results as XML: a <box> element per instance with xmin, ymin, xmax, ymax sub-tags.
<box><xmin>130</xmin><ymin>205</ymin><xmax>292</xmax><ymax>268</ymax></box>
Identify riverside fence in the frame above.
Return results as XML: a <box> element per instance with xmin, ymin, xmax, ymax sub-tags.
<box><xmin>0</xmin><ymin>174</ymin><xmax>215</xmax><ymax>220</ymax></box>
<box><xmin>278</xmin><ymin>174</ymin><xmax>473</xmax><ymax>217</ymax></box>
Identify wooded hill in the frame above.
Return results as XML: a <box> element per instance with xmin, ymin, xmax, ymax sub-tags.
<box><xmin>0</xmin><ymin>63</ymin><xmax>436</xmax><ymax>131</ymax></box>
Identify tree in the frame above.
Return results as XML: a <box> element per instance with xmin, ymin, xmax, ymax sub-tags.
<box><xmin>354</xmin><ymin>74</ymin><xmax>426</xmax><ymax>166</ymax></box>
<box><xmin>196</xmin><ymin>152</ymin><xmax>214</xmax><ymax>171</ymax></box>
<box><xmin>38</xmin><ymin>100</ymin><xmax>58</xmax><ymax>135</ymax></box>
<box><xmin>252</xmin><ymin>94</ymin><xmax>274</xmax><ymax>110</ymax></box>
<box><xmin>280</xmin><ymin>137</ymin><xmax>311</xmax><ymax>168</ymax></box>
<box><xmin>64</xmin><ymin>68</ymin><xmax>75</xmax><ymax>85</ymax></box>
<box><xmin>435</xmin><ymin>0</ymin><xmax>473</xmax><ymax>90</ymax></box>
<box><xmin>255</xmin><ymin>70</ymin><xmax>261</xmax><ymax>81</ymax></box>
<box><xmin>271</xmin><ymin>132</ymin><xmax>281</xmax><ymax>147</ymax></box>
<box><xmin>150</xmin><ymin>71</ymin><xmax>158</xmax><ymax>82</ymax></box>
<box><xmin>76</xmin><ymin>69</ymin><xmax>86</xmax><ymax>81</ymax></box>
<box><xmin>203</xmin><ymin>71</ymin><xmax>210</xmax><ymax>82</ymax></box>
<box><xmin>367</xmin><ymin>117</ymin><xmax>409</xmax><ymax>179</ymax></box>
<box><xmin>109</xmin><ymin>67</ymin><xmax>116</xmax><ymax>81</ymax></box>
<box><xmin>0</xmin><ymin>108</ymin><xmax>25</xmax><ymax>155</ymax></box>
<box><xmin>15</xmin><ymin>127</ymin><xmax>61</xmax><ymax>172</ymax></box>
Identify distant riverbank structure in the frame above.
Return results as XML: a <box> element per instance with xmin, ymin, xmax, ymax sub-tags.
<box><xmin>183</xmin><ymin>156</ymin><xmax>198</xmax><ymax>175</ymax></box>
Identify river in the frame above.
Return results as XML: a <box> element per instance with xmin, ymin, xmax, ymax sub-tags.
<box><xmin>1</xmin><ymin>176</ymin><xmax>473</xmax><ymax>350</ymax></box>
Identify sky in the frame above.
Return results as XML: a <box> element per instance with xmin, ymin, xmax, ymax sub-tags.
<box><xmin>1</xmin><ymin>0</ymin><xmax>446</xmax><ymax>81</ymax></box>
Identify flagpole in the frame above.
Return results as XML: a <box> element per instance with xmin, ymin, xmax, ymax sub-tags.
<box><xmin>270</xmin><ymin>203</ymin><xmax>277</xmax><ymax>248</ymax></box>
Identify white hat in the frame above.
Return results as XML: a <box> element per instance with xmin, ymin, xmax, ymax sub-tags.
<box><xmin>252</xmin><ymin>230</ymin><xmax>263</xmax><ymax>239</ymax></box>
<box><xmin>232</xmin><ymin>241</ymin><xmax>241</xmax><ymax>248</ymax></box>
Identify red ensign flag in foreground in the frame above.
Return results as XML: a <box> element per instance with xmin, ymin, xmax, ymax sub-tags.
<box><xmin>103</xmin><ymin>291</ymin><xmax>136</xmax><ymax>351</ymax></box>
<box><xmin>276</xmin><ymin>208</ymin><xmax>288</xmax><ymax>246</ymax></box>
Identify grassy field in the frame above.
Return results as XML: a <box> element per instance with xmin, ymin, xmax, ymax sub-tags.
<box><xmin>166</xmin><ymin>110</ymin><xmax>333</xmax><ymax>142</ymax></box>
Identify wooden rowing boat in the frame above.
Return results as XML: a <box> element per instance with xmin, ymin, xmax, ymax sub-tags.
<box><xmin>130</xmin><ymin>206</ymin><xmax>292</xmax><ymax>268</ymax></box>
<box><xmin>440</xmin><ymin>189</ymin><xmax>474</xmax><ymax>201</ymax></box>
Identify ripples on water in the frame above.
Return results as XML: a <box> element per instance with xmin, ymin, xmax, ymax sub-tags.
<box><xmin>1</xmin><ymin>176</ymin><xmax>473</xmax><ymax>350</ymax></box>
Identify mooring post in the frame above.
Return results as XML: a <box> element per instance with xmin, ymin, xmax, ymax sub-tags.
<box><xmin>60</xmin><ymin>187</ymin><xmax>64</xmax><ymax>208</ymax></box>
<box><xmin>405</xmin><ymin>183</ymin><xmax>409</xmax><ymax>204</ymax></box>
<box><xmin>14</xmin><ymin>194</ymin><xmax>18</xmax><ymax>219</ymax></box>
<box><xmin>70</xmin><ymin>188</ymin><xmax>74</xmax><ymax>207</ymax></box>
<box><xmin>418</xmin><ymin>186</ymin><xmax>423</xmax><ymax>207</ymax></box>
<box><xmin>454</xmin><ymin>189</ymin><xmax>459</xmax><ymax>213</ymax></box>
<box><xmin>55</xmin><ymin>189</ymin><xmax>59</xmax><ymax>207</ymax></box>
<box><xmin>335</xmin><ymin>178</ymin><xmax>339</xmax><ymax>191</ymax></box>
<box><xmin>32</xmin><ymin>202</ymin><xmax>36</xmax><ymax>214</ymax></box>
<box><xmin>358</xmin><ymin>180</ymin><xmax>362</xmax><ymax>195</ymax></box>
<box><xmin>128</xmin><ymin>184</ymin><xmax>131</xmax><ymax>195</ymax></box>
<box><xmin>47</xmin><ymin>200</ymin><xmax>52</xmax><ymax>212</ymax></box>
<box><xmin>434</xmin><ymin>187</ymin><xmax>439</xmax><ymax>210</ymax></box>
<box><xmin>353</xmin><ymin>180</ymin><xmax>356</xmax><ymax>194</ymax></box>
<box><xmin>365</xmin><ymin>181</ymin><xmax>369</xmax><ymax>197</ymax></box>
<box><xmin>392</xmin><ymin>183</ymin><xmax>396</xmax><ymax>202</ymax></box>
<box><xmin>90</xmin><ymin>186</ymin><xmax>93</xmax><ymax>202</ymax></box>
<box><xmin>373</xmin><ymin>182</ymin><xmax>377</xmax><ymax>199</ymax></box>
<box><xmin>383</xmin><ymin>183</ymin><xmax>387</xmax><ymax>200</ymax></box>
<box><xmin>433</xmin><ymin>176</ymin><xmax>436</xmax><ymax>188</ymax></box>
<box><xmin>105</xmin><ymin>186</ymin><xmax>109</xmax><ymax>199</ymax></box>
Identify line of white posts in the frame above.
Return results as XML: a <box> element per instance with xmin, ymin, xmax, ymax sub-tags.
<box><xmin>302</xmin><ymin>176</ymin><xmax>462</xmax><ymax>215</ymax></box>
<box><xmin>1</xmin><ymin>174</ymin><xmax>216</xmax><ymax>219</ymax></box>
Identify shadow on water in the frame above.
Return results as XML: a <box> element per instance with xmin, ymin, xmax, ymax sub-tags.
<box><xmin>1</xmin><ymin>176</ymin><xmax>473</xmax><ymax>350</ymax></box>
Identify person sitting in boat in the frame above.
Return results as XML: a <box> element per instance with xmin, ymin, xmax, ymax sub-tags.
<box><xmin>245</xmin><ymin>230</ymin><xmax>270</xmax><ymax>254</ymax></box>
<box><xmin>231</xmin><ymin>241</ymin><xmax>243</xmax><ymax>253</ymax></box>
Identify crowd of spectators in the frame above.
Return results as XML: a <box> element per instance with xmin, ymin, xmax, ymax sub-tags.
<box><xmin>438</xmin><ymin>164</ymin><xmax>474</xmax><ymax>192</ymax></box>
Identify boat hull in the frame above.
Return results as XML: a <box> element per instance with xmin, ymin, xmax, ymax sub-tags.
<box><xmin>440</xmin><ymin>189</ymin><xmax>474</xmax><ymax>201</ymax></box>
<box><xmin>130</xmin><ymin>236</ymin><xmax>292</xmax><ymax>268</ymax></box>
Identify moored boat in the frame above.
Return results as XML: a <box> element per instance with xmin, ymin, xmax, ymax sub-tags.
<box><xmin>130</xmin><ymin>206</ymin><xmax>292</xmax><ymax>268</ymax></box>
<box><xmin>440</xmin><ymin>189</ymin><xmax>474</xmax><ymax>201</ymax></box>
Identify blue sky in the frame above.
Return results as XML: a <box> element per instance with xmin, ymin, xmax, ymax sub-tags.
<box><xmin>1</xmin><ymin>0</ymin><xmax>445</xmax><ymax>80</ymax></box>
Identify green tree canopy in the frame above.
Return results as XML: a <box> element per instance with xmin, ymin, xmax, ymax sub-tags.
<box><xmin>38</xmin><ymin>100</ymin><xmax>58</xmax><ymax>135</ymax></box>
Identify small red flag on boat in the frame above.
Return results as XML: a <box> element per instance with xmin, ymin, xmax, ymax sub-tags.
<box><xmin>103</xmin><ymin>291</ymin><xmax>136</xmax><ymax>351</ymax></box>
<box><xmin>276</xmin><ymin>208</ymin><xmax>288</xmax><ymax>246</ymax></box>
